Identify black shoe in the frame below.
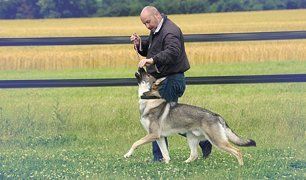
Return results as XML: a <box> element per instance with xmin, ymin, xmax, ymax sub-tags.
<box><xmin>199</xmin><ymin>140</ymin><xmax>212</xmax><ymax>159</ymax></box>
<box><xmin>152</xmin><ymin>157</ymin><xmax>163</xmax><ymax>162</ymax></box>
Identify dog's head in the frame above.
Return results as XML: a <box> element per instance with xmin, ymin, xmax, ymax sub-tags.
<box><xmin>135</xmin><ymin>68</ymin><xmax>156</xmax><ymax>84</ymax></box>
<box><xmin>135</xmin><ymin>68</ymin><xmax>157</xmax><ymax>98</ymax></box>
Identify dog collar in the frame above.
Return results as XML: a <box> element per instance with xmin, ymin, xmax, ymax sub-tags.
<box><xmin>140</xmin><ymin>95</ymin><xmax>161</xmax><ymax>99</ymax></box>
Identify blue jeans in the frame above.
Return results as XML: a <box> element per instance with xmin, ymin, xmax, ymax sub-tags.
<box><xmin>152</xmin><ymin>73</ymin><xmax>185</xmax><ymax>161</ymax></box>
<box><xmin>157</xmin><ymin>73</ymin><xmax>186</xmax><ymax>103</ymax></box>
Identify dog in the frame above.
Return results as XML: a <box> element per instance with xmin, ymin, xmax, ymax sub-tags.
<box><xmin>124</xmin><ymin>68</ymin><xmax>256</xmax><ymax>165</ymax></box>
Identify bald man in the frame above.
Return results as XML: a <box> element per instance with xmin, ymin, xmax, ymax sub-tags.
<box><xmin>131</xmin><ymin>6</ymin><xmax>212</xmax><ymax>162</ymax></box>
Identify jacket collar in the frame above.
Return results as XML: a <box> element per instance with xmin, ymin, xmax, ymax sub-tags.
<box><xmin>154</xmin><ymin>18</ymin><xmax>164</xmax><ymax>34</ymax></box>
<box><xmin>152</xmin><ymin>14</ymin><xmax>167</xmax><ymax>35</ymax></box>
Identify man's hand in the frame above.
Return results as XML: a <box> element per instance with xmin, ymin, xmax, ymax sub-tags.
<box><xmin>130</xmin><ymin>33</ymin><xmax>141</xmax><ymax>46</ymax></box>
<box><xmin>138</xmin><ymin>58</ymin><xmax>154</xmax><ymax>68</ymax></box>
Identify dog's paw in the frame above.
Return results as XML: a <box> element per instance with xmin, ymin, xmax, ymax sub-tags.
<box><xmin>124</xmin><ymin>152</ymin><xmax>132</xmax><ymax>158</ymax></box>
<box><xmin>123</xmin><ymin>154</ymin><xmax>130</xmax><ymax>158</ymax></box>
<box><xmin>184</xmin><ymin>159</ymin><xmax>190</xmax><ymax>163</ymax></box>
<box><xmin>164</xmin><ymin>157</ymin><xmax>170</xmax><ymax>164</ymax></box>
<box><xmin>184</xmin><ymin>159</ymin><xmax>192</xmax><ymax>163</ymax></box>
<box><xmin>184</xmin><ymin>156</ymin><xmax>198</xmax><ymax>163</ymax></box>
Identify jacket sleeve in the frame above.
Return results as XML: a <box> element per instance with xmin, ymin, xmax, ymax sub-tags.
<box><xmin>137</xmin><ymin>38</ymin><xmax>150</xmax><ymax>57</ymax></box>
<box><xmin>152</xmin><ymin>32</ymin><xmax>181</xmax><ymax>65</ymax></box>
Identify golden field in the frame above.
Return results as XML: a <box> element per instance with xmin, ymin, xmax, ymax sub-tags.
<box><xmin>1</xmin><ymin>40</ymin><xmax>306</xmax><ymax>70</ymax></box>
<box><xmin>0</xmin><ymin>9</ymin><xmax>306</xmax><ymax>70</ymax></box>
<box><xmin>1</xmin><ymin>9</ymin><xmax>306</xmax><ymax>37</ymax></box>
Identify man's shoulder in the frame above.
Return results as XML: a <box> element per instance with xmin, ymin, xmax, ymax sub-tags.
<box><xmin>162</xmin><ymin>19</ymin><xmax>181</xmax><ymax>35</ymax></box>
<box><xmin>164</xmin><ymin>18</ymin><xmax>180</xmax><ymax>29</ymax></box>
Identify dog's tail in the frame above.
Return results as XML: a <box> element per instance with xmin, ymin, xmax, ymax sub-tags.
<box><xmin>219</xmin><ymin>117</ymin><xmax>256</xmax><ymax>147</ymax></box>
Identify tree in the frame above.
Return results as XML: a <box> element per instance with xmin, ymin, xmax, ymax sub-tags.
<box><xmin>96</xmin><ymin>0</ymin><xmax>129</xmax><ymax>16</ymax></box>
<box><xmin>37</xmin><ymin>0</ymin><xmax>97</xmax><ymax>18</ymax></box>
<box><xmin>286</xmin><ymin>0</ymin><xmax>299</xmax><ymax>9</ymax></box>
<box><xmin>37</xmin><ymin>0</ymin><xmax>60</xmax><ymax>18</ymax></box>
<box><xmin>223</xmin><ymin>0</ymin><xmax>244</xmax><ymax>12</ymax></box>
<box><xmin>0</xmin><ymin>0</ymin><xmax>19</xmax><ymax>19</ymax></box>
<box><xmin>179</xmin><ymin>0</ymin><xmax>209</xmax><ymax>14</ymax></box>
<box><xmin>1</xmin><ymin>0</ymin><xmax>306</xmax><ymax>19</ymax></box>
<box><xmin>16</xmin><ymin>0</ymin><xmax>41</xmax><ymax>19</ymax></box>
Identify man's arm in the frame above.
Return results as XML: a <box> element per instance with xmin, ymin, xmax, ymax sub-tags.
<box><xmin>131</xmin><ymin>33</ymin><xmax>149</xmax><ymax>57</ymax></box>
<box><xmin>152</xmin><ymin>32</ymin><xmax>181</xmax><ymax>65</ymax></box>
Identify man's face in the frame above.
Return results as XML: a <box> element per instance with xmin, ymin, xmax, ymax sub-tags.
<box><xmin>140</xmin><ymin>12</ymin><xmax>159</xmax><ymax>31</ymax></box>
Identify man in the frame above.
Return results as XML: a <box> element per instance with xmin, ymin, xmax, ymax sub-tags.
<box><xmin>130</xmin><ymin>6</ymin><xmax>212</xmax><ymax>162</ymax></box>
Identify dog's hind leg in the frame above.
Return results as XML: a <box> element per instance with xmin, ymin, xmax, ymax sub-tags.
<box><xmin>185</xmin><ymin>133</ymin><xmax>199</xmax><ymax>163</ymax></box>
<box><xmin>218</xmin><ymin>142</ymin><xmax>243</xmax><ymax>166</ymax></box>
<box><xmin>201</xmin><ymin>124</ymin><xmax>244</xmax><ymax>165</ymax></box>
<box><xmin>124</xmin><ymin>133</ymin><xmax>159</xmax><ymax>158</ymax></box>
<box><xmin>156</xmin><ymin>136</ymin><xmax>170</xmax><ymax>163</ymax></box>
<box><xmin>210</xmin><ymin>137</ymin><xmax>244</xmax><ymax>165</ymax></box>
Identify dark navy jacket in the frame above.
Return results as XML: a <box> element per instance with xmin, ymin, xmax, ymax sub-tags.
<box><xmin>138</xmin><ymin>15</ymin><xmax>190</xmax><ymax>79</ymax></box>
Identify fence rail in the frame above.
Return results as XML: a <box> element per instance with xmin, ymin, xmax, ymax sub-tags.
<box><xmin>1</xmin><ymin>30</ymin><xmax>306</xmax><ymax>89</ymax></box>
<box><xmin>1</xmin><ymin>74</ymin><xmax>306</xmax><ymax>89</ymax></box>
<box><xmin>1</xmin><ymin>31</ymin><xmax>306</xmax><ymax>46</ymax></box>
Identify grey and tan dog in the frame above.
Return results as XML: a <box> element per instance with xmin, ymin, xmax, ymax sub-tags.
<box><xmin>124</xmin><ymin>68</ymin><xmax>256</xmax><ymax>165</ymax></box>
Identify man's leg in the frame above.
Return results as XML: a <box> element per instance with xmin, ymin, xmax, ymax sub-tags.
<box><xmin>151</xmin><ymin>76</ymin><xmax>173</xmax><ymax>162</ymax></box>
<box><xmin>179</xmin><ymin>133</ymin><xmax>212</xmax><ymax>158</ymax></box>
<box><xmin>199</xmin><ymin>140</ymin><xmax>212</xmax><ymax>158</ymax></box>
<box><xmin>152</xmin><ymin>73</ymin><xmax>187</xmax><ymax>161</ymax></box>
<box><xmin>152</xmin><ymin>137</ymin><xmax>168</xmax><ymax>161</ymax></box>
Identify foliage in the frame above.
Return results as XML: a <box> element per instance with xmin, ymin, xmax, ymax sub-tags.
<box><xmin>37</xmin><ymin>0</ymin><xmax>97</xmax><ymax>18</ymax></box>
<box><xmin>0</xmin><ymin>0</ymin><xmax>306</xmax><ymax>19</ymax></box>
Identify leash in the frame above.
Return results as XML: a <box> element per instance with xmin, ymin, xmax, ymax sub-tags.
<box><xmin>133</xmin><ymin>43</ymin><xmax>142</xmax><ymax>61</ymax></box>
<box><xmin>133</xmin><ymin>33</ymin><xmax>142</xmax><ymax>61</ymax></box>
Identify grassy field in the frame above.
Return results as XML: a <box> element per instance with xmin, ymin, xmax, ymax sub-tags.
<box><xmin>0</xmin><ymin>62</ymin><xmax>305</xmax><ymax>179</ymax></box>
<box><xmin>0</xmin><ymin>60</ymin><xmax>305</xmax><ymax>80</ymax></box>
<box><xmin>0</xmin><ymin>9</ymin><xmax>306</xmax><ymax>179</ymax></box>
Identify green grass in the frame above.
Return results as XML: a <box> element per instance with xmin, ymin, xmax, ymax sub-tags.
<box><xmin>0</xmin><ymin>60</ymin><xmax>305</xmax><ymax>80</ymax></box>
<box><xmin>0</xmin><ymin>146</ymin><xmax>304</xmax><ymax>179</ymax></box>
<box><xmin>0</xmin><ymin>61</ymin><xmax>305</xmax><ymax>179</ymax></box>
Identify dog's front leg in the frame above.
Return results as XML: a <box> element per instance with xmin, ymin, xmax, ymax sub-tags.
<box><xmin>185</xmin><ymin>132</ymin><xmax>199</xmax><ymax>163</ymax></box>
<box><xmin>124</xmin><ymin>133</ymin><xmax>159</xmax><ymax>158</ymax></box>
<box><xmin>156</xmin><ymin>137</ymin><xmax>170</xmax><ymax>163</ymax></box>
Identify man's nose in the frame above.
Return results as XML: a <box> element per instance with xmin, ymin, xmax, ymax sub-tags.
<box><xmin>145</xmin><ymin>24</ymin><xmax>150</xmax><ymax>29</ymax></box>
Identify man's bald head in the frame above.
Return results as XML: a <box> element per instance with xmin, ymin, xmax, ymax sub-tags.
<box><xmin>141</xmin><ymin>6</ymin><xmax>160</xmax><ymax>17</ymax></box>
<box><xmin>140</xmin><ymin>6</ymin><xmax>162</xmax><ymax>31</ymax></box>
